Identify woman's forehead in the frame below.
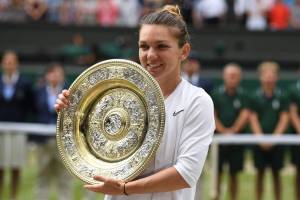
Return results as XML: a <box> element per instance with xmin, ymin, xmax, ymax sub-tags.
<box><xmin>139</xmin><ymin>24</ymin><xmax>177</xmax><ymax>42</ymax></box>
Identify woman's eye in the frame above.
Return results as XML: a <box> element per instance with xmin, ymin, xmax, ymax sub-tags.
<box><xmin>158</xmin><ymin>44</ymin><xmax>169</xmax><ymax>49</ymax></box>
<box><xmin>139</xmin><ymin>44</ymin><xmax>149</xmax><ymax>50</ymax></box>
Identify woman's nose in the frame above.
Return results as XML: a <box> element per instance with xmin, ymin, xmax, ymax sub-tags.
<box><xmin>147</xmin><ymin>47</ymin><xmax>158</xmax><ymax>60</ymax></box>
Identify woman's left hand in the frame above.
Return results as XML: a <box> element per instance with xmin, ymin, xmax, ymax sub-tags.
<box><xmin>84</xmin><ymin>175</ymin><xmax>126</xmax><ymax>195</ymax></box>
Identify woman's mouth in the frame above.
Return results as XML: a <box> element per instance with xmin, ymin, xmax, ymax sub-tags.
<box><xmin>147</xmin><ymin>64</ymin><xmax>162</xmax><ymax>74</ymax></box>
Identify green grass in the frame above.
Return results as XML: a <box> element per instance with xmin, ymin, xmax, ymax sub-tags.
<box><xmin>1</xmin><ymin>150</ymin><xmax>297</xmax><ymax>200</ymax></box>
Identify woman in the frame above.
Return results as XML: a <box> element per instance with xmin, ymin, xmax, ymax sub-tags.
<box><xmin>55</xmin><ymin>5</ymin><xmax>215</xmax><ymax>200</ymax></box>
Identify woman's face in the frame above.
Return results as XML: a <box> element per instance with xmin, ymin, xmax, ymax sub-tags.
<box><xmin>138</xmin><ymin>24</ymin><xmax>189</xmax><ymax>84</ymax></box>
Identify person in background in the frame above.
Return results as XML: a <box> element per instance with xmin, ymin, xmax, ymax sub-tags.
<box><xmin>55</xmin><ymin>4</ymin><xmax>215</xmax><ymax>200</ymax></box>
<box><xmin>244</xmin><ymin>0</ymin><xmax>274</xmax><ymax>31</ymax></box>
<box><xmin>60</xmin><ymin>33</ymin><xmax>95</xmax><ymax>66</ymax></box>
<box><xmin>115</xmin><ymin>0</ymin><xmax>142</xmax><ymax>27</ymax></box>
<box><xmin>288</xmin><ymin>68</ymin><xmax>300</xmax><ymax>200</ymax></box>
<box><xmin>96</xmin><ymin>0</ymin><xmax>119</xmax><ymax>27</ymax></box>
<box><xmin>24</xmin><ymin>0</ymin><xmax>48</xmax><ymax>22</ymax></box>
<box><xmin>0</xmin><ymin>0</ymin><xmax>27</xmax><ymax>23</ymax></box>
<box><xmin>211</xmin><ymin>63</ymin><xmax>250</xmax><ymax>200</ymax></box>
<box><xmin>0</xmin><ymin>50</ymin><xmax>34</xmax><ymax>200</ymax></box>
<box><xmin>290</xmin><ymin>0</ymin><xmax>300</xmax><ymax>29</ymax></box>
<box><xmin>192</xmin><ymin>0</ymin><xmax>228</xmax><ymax>29</ymax></box>
<box><xmin>268</xmin><ymin>0</ymin><xmax>290</xmax><ymax>30</ymax></box>
<box><xmin>181</xmin><ymin>55</ymin><xmax>213</xmax><ymax>94</ymax></box>
<box><xmin>31</xmin><ymin>63</ymin><xmax>75</xmax><ymax>200</ymax></box>
<box><xmin>249</xmin><ymin>61</ymin><xmax>289</xmax><ymax>200</ymax></box>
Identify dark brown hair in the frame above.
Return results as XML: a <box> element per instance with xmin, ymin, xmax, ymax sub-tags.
<box><xmin>139</xmin><ymin>5</ymin><xmax>190</xmax><ymax>47</ymax></box>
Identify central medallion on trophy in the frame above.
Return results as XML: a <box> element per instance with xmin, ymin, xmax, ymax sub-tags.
<box><xmin>104</xmin><ymin>112</ymin><xmax>123</xmax><ymax>136</ymax></box>
<box><xmin>103</xmin><ymin>108</ymin><xmax>128</xmax><ymax>140</ymax></box>
<box><xmin>86</xmin><ymin>87</ymin><xmax>147</xmax><ymax>162</ymax></box>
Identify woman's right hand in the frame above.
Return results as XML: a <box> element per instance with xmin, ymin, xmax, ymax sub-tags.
<box><xmin>54</xmin><ymin>89</ymin><xmax>70</xmax><ymax>113</ymax></box>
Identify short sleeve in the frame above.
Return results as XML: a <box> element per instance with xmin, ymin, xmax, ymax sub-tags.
<box><xmin>173</xmin><ymin>93</ymin><xmax>215</xmax><ymax>187</ymax></box>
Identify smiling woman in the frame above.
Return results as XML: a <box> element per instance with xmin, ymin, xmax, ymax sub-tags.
<box><xmin>55</xmin><ymin>4</ymin><xmax>215</xmax><ymax>200</ymax></box>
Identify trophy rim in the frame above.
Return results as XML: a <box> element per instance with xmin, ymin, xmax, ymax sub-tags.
<box><xmin>56</xmin><ymin>59</ymin><xmax>165</xmax><ymax>184</ymax></box>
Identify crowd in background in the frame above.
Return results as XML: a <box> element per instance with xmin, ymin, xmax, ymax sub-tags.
<box><xmin>0</xmin><ymin>0</ymin><xmax>300</xmax><ymax>30</ymax></box>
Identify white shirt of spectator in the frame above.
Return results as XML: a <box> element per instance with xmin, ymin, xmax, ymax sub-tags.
<box><xmin>194</xmin><ymin>0</ymin><xmax>228</xmax><ymax>19</ymax></box>
<box><xmin>115</xmin><ymin>0</ymin><xmax>141</xmax><ymax>27</ymax></box>
<box><xmin>245</xmin><ymin>0</ymin><xmax>274</xmax><ymax>30</ymax></box>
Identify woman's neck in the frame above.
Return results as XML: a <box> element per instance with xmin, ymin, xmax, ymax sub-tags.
<box><xmin>159</xmin><ymin>76</ymin><xmax>181</xmax><ymax>98</ymax></box>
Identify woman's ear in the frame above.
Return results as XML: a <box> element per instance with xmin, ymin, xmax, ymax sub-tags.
<box><xmin>181</xmin><ymin>43</ymin><xmax>191</xmax><ymax>61</ymax></box>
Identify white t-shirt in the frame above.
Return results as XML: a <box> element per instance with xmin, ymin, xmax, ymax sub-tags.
<box><xmin>194</xmin><ymin>0</ymin><xmax>228</xmax><ymax>19</ymax></box>
<box><xmin>105</xmin><ymin>79</ymin><xmax>215</xmax><ymax>200</ymax></box>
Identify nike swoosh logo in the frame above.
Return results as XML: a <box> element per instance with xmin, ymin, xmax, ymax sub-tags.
<box><xmin>173</xmin><ymin>109</ymin><xmax>184</xmax><ymax>116</ymax></box>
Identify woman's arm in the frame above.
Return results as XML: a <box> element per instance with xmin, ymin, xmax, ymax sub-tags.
<box><xmin>84</xmin><ymin>167</ymin><xmax>189</xmax><ymax>195</ymax></box>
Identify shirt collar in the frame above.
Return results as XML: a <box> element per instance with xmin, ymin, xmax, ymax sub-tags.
<box><xmin>2</xmin><ymin>72</ymin><xmax>19</xmax><ymax>85</ymax></box>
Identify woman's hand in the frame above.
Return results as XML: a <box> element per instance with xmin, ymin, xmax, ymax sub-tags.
<box><xmin>54</xmin><ymin>89</ymin><xmax>70</xmax><ymax>112</ymax></box>
<box><xmin>84</xmin><ymin>175</ymin><xmax>126</xmax><ymax>195</ymax></box>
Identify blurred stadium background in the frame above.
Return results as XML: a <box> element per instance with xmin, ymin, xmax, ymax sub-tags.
<box><xmin>1</xmin><ymin>0</ymin><xmax>300</xmax><ymax>199</ymax></box>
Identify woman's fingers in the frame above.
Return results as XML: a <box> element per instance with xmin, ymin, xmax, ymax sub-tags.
<box><xmin>93</xmin><ymin>176</ymin><xmax>121</xmax><ymax>187</ymax></box>
<box><xmin>84</xmin><ymin>183</ymin><xmax>105</xmax><ymax>192</ymax></box>
<box><xmin>93</xmin><ymin>175</ymin><xmax>106</xmax><ymax>182</ymax></box>
<box><xmin>83</xmin><ymin>177</ymin><xmax>124</xmax><ymax>194</ymax></box>
<box><xmin>58</xmin><ymin>93</ymin><xmax>69</xmax><ymax>105</ymax></box>
<box><xmin>54</xmin><ymin>90</ymin><xmax>70</xmax><ymax>112</ymax></box>
<box><xmin>62</xmin><ymin>89</ymin><xmax>70</xmax><ymax>97</ymax></box>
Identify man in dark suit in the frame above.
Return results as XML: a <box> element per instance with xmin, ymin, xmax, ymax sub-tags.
<box><xmin>0</xmin><ymin>50</ymin><xmax>34</xmax><ymax>200</ymax></box>
<box><xmin>181</xmin><ymin>56</ymin><xmax>213</xmax><ymax>94</ymax></box>
<box><xmin>32</xmin><ymin>63</ymin><xmax>75</xmax><ymax>200</ymax></box>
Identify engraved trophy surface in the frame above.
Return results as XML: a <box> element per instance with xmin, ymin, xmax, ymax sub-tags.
<box><xmin>56</xmin><ymin>59</ymin><xmax>165</xmax><ymax>184</ymax></box>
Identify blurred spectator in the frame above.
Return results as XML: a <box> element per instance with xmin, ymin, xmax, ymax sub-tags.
<box><xmin>24</xmin><ymin>0</ymin><xmax>48</xmax><ymax>22</ymax></box>
<box><xmin>181</xmin><ymin>56</ymin><xmax>213</xmax><ymax>94</ymax></box>
<box><xmin>0</xmin><ymin>0</ymin><xmax>27</xmax><ymax>22</ymax></box>
<box><xmin>0</xmin><ymin>50</ymin><xmax>34</xmax><ymax>200</ymax></box>
<box><xmin>192</xmin><ymin>0</ymin><xmax>227</xmax><ymax>29</ymax></box>
<box><xmin>234</xmin><ymin>0</ymin><xmax>248</xmax><ymax>26</ymax></box>
<box><xmin>115</xmin><ymin>0</ymin><xmax>141</xmax><ymax>27</ymax></box>
<box><xmin>211</xmin><ymin>63</ymin><xmax>250</xmax><ymax>200</ymax></box>
<box><xmin>0</xmin><ymin>0</ymin><xmax>10</xmax><ymax>12</ymax></box>
<box><xmin>249</xmin><ymin>61</ymin><xmax>289</xmax><ymax>200</ymax></box>
<box><xmin>60</xmin><ymin>33</ymin><xmax>95</xmax><ymax>65</ymax></box>
<box><xmin>74</xmin><ymin>0</ymin><xmax>98</xmax><ymax>25</ymax></box>
<box><xmin>179</xmin><ymin>0</ymin><xmax>197</xmax><ymax>25</ymax></box>
<box><xmin>288</xmin><ymin>68</ymin><xmax>300</xmax><ymax>200</ymax></box>
<box><xmin>46</xmin><ymin>0</ymin><xmax>63</xmax><ymax>23</ymax></box>
<box><xmin>141</xmin><ymin>0</ymin><xmax>162</xmax><ymax>16</ymax></box>
<box><xmin>244</xmin><ymin>0</ymin><xmax>274</xmax><ymax>30</ymax></box>
<box><xmin>225</xmin><ymin>0</ymin><xmax>239</xmax><ymax>27</ymax></box>
<box><xmin>96</xmin><ymin>0</ymin><xmax>119</xmax><ymax>27</ymax></box>
<box><xmin>31</xmin><ymin>63</ymin><xmax>74</xmax><ymax>200</ymax></box>
<box><xmin>284</xmin><ymin>0</ymin><xmax>295</xmax><ymax>6</ymax></box>
<box><xmin>97</xmin><ymin>35</ymin><xmax>134</xmax><ymax>59</ymax></box>
<box><xmin>59</xmin><ymin>0</ymin><xmax>77</xmax><ymax>25</ymax></box>
<box><xmin>269</xmin><ymin>0</ymin><xmax>290</xmax><ymax>30</ymax></box>
<box><xmin>290</xmin><ymin>0</ymin><xmax>300</xmax><ymax>29</ymax></box>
